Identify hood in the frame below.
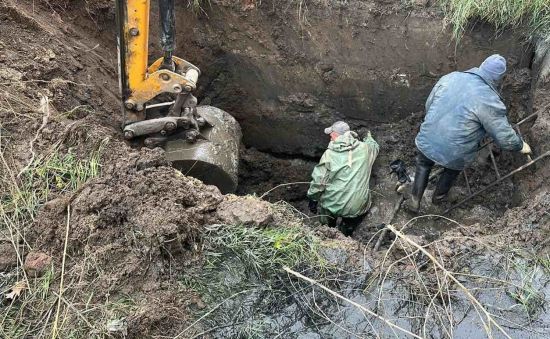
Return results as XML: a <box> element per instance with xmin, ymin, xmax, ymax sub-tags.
<box><xmin>328</xmin><ymin>131</ymin><xmax>360</xmax><ymax>152</ymax></box>
<box><xmin>467</xmin><ymin>67</ymin><xmax>502</xmax><ymax>91</ymax></box>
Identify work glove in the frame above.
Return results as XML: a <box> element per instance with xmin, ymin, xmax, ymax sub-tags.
<box><xmin>357</xmin><ymin>128</ymin><xmax>372</xmax><ymax>141</ymax></box>
<box><xmin>520</xmin><ymin>141</ymin><xmax>532</xmax><ymax>154</ymax></box>
<box><xmin>389</xmin><ymin>159</ymin><xmax>411</xmax><ymax>184</ymax></box>
<box><xmin>308</xmin><ymin>199</ymin><xmax>318</xmax><ymax>214</ymax></box>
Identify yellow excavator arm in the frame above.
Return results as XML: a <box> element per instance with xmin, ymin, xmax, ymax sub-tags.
<box><xmin>114</xmin><ymin>0</ymin><xmax>241</xmax><ymax>193</ymax></box>
<box><xmin>115</xmin><ymin>0</ymin><xmax>199</xmax><ymax>129</ymax></box>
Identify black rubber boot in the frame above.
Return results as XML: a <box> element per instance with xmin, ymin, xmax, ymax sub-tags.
<box><xmin>340</xmin><ymin>214</ymin><xmax>365</xmax><ymax>237</ymax></box>
<box><xmin>406</xmin><ymin>155</ymin><xmax>433</xmax><ymax>213</ymax></box>
<box><xmin>432</xmin><ymin>168</ymin><xmax>461</xmax><ymax>204</ymax></box>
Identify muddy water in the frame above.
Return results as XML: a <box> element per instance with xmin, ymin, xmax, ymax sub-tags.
<box><xmin>452</xmin><ymin>256</ymin><xmax>550</xmax><ymax>338</ymax></box>
<box><xmin>196</xmin><ymin>249</ymin><xmax>549</xmax><ymax>338</ymax></box>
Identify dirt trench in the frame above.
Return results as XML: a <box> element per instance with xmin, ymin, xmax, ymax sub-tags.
<box><xmin>158</xmin><ymin>0</ymin><xmax>536</xmax><ymax>157</ymax></box>
<box><xmin>0</xmin><ymin>0</ymin><xmax>549</xmax><ymax>338</ymax></box>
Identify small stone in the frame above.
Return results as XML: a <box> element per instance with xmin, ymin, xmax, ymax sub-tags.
<box><xmin>386</xmin><ymin>134</ymin><xmax>399</xmax><ymax>145</ymax></box>
<box><xmin>197</xmin><ymin>301</ymin><xmax>206</xmax><ymax>309</ymax></box>
<box><xmin>242</xmin><ymin>0</ymin><xmax>256</xmax><ymax>11</ymax></box>
<box><xmin>47</xmin><ymin>49</ymin><xmax>56</xmax><ymax>60</ymax></box>
<box><xmin>0</xmin><ymin>67</ymin><xmax>23</xmax><ymax>81</ymax></box>
<box><xmin>461</xmin><ymin>205</ymin><xmax>493</xmax><ymax>225</ymax></box>
<box><xmin>107</xmin><ymin>319</ymin><xmax>128</xmax><ymax>337</ymax></box>
<box><xmin>24</xmin><ymin>251</ymin><xmax>52</xmax><ymax>277</ymax></box>
<box><xmin>439</xmin><ymin>247</ymin><xmax>453</xmax><ymax>258</ymax></box>
<box><xmin>43</xmin><ymin>197</ymin><xmax>69</xmax><ymax>214</ymax></box>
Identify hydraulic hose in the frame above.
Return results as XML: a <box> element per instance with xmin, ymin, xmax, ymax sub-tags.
<box><xmin>159</xmin><ymin>0</ymin><xmax>176</xmax><ymax>56</ymax></box>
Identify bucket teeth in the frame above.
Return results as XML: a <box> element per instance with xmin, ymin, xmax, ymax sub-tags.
<box><xmin>144</xmin><ymin>136</ymin><xmax>168</xmax><ymax>148</ymax></box>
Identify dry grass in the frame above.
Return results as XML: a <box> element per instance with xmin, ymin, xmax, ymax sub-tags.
<box><xmin>0</xmin><ymin>79</ymin><xmax>119</xmax><ymax>337</ymax></box>
<box><xmin>364</xmin><ymin>216</ymin><xmax>550</xmax><ymax>338</ymax></box>
<box><xmin>0</xmin><ymin>140</ymin><xmax>107</xmax><ymax>338</ymax></box>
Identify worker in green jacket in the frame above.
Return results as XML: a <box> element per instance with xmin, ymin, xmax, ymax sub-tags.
<box><xmin>307</xmin><ymin>121</ymin><xmax>380</xmax><ymax>236</ymax></box>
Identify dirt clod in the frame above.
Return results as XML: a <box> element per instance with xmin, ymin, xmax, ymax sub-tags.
<box><xmin>30</xmin><ymin>148</ymin><xmax>224</xmax><ymax>287</ymax></box>
<box><xmin>24</xmin><ymin>251</ymin><xmax>52</xmax><ymax>276</ymax></box>
<box><xmin>217</xmin><ymin>195</ymin><xmax>274</xmax><ymax>227</ymax></box>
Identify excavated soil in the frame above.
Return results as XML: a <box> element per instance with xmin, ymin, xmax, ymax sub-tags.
<box><xmin>0</xmin><ymin>2</ymin><xmax>221</xmax><ymax>335</ymax></box>
<box><xmin>1</xmin><ymin>0</ymin><xmax>549</xmax><ymax>338</ymax></box>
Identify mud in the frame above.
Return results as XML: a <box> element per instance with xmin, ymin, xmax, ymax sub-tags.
<box><xmin>237</xmin><ymin>147</ymin><xmax>316</xmax><ymax>204</ymax></box>
<box><xmin>0</xmin><ymin>243</ymin><xmax>18</xmax><ymax>272</ymax></box>
<box><xmin>27</xmin><ymin>145</ymin><xmax>226</xmax><ymax>336</ymax></box>
<box><xmin>0</xmin><ymin>0</ymin><xmax>549</xmax><ymax>338</ymax></box>
<box><xmin>31</xmin><ymin>147</ymin><xmax>221</xmax><ymax>256</ymax></box>
<box><xmin>217</xmin><ymin>194</ymin><xmax>274</xmax><ymax>227</ymax></box>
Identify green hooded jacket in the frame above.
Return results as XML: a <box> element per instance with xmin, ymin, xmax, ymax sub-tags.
<box><xmin>307</xmin><ymin>131</ymin><xmax>379</xmax><ymax>218</ymax></box>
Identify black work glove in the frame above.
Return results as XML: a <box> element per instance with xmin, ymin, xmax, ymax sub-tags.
<box><xmin>357</xmin><ymin>127</ymin><xmax>372</xmax><ymax>141</ymax></box>
<box><xmin>389</xmin><ymin>159</ymin><xmax>411</xmax><ymax>184</ymax></box>
<box><xmin>308</xmin><ymin>199</ymin><xmax>318</xmax><ymax>214</ymax></box>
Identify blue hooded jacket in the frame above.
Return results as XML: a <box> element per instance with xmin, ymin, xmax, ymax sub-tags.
<box><xmin>415</xmin><ymin>68</ymin><xmax>523</xmax><ymax>170</ymax></box>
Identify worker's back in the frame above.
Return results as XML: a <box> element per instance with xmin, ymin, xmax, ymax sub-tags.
<box><xmin>415</xmin><ymin>68</ymin><xmax>522</xmax><ymax>170</ymax></box>
<box><xmin>315</xmin><ymin>132</ymin><xmax>379</xmax><ymax>217</ymax></box>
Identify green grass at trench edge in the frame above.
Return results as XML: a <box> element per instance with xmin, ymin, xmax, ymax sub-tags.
<box><xmin>0</xmin><ymin>142</ymin><xmax>122</xmax><ymax>338</ymax></box>
<box><xmin>85</xmin><ymin>0</ymin><xmax>548</xmax><ymax>42</ymax></box>
<box><xmin>191</xmin><ymin>0</ymin><xmax>550</xmax><ymax>40</ymax></box>
<box><xmin>181</xmin><ymin>223</ymin><xmax>332</xmax><ymax>295</ymax></box>
<box><xmin>179</xmin><ymin>222</ymin><xmax>348</xmax><ymax>336</ymax></box>
<box><xmin>1</xmin><ymin>145</ymin><xmax>103</xmax><ymax>230</ymax></box>
<box><xmin>437</xmin><ymin>0</ymin><xmax>550</xmax><ymax>40</ymax></box>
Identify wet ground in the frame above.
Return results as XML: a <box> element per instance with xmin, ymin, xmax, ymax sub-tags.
<box><xmin>0</xmin><ymin>1</ymin><xmax>549</xmax><ymax>338</ymax></box>
<box><xmin>183</xmin><ymin>223</ymin><xmax>550</xmax><ymax>338</ymax></box>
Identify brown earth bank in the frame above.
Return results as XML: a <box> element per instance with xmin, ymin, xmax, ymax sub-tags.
<box><xmin>160</xmin><ymin>0</ymin><xmax>534</xmax><ymax>157</ymax></box>
<box><xmin>41</xmin><ymin>0</ymin><xmax>534</xmax><ymax>156</ymax></box>
<box><xmin>0</xmin><ymin>0</ymin><xmax>549</xmax><ymax>338</ymax></box>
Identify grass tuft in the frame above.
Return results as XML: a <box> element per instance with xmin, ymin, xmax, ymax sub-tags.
<box><xmin>1</xmin><ymin>146</ymin><xmax>103</xmax><ymax>230</ymax></box>
<box><xmin>204</xmin><ymin>223</ymin><xmax>327</xmax><ymax>276</ymax></box>
<box><xmin>438</xmin><ymin>0</ymin><xmax>550</xmax><ymax>40</ymax></box>
<box><xmin>507</xmin><ymin>257</ymin><xmax>547</xmax><ymax>318</ymax></box>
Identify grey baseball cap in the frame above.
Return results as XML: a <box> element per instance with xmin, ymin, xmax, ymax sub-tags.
<box><xmin>324</xmin><ymin>121</ymin><xmax>350</xmax><ymax>135</ymax></box>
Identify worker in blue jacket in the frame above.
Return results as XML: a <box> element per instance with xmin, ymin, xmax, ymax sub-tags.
<box><xmin>408</xmin><ymin>54</ymin><xmax>532</xmax><ymax>212</ymax></box>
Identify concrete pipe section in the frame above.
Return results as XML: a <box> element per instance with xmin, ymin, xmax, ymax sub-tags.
<box><xmin>164</xmin><ymin>106</ymin><xmax>241</xmax><ymax>194</ymax></box>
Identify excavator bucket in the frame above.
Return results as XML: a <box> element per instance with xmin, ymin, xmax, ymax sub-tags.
<box><xmin>116</xmin><ymin>0</ymin><xmax>241</xmax><ymax>193</ymax></box>
<box><xmin>164</xmin><ymin>106</ymin><xmax>241</xmax><ymax>194</ymax></box>
<box><xmin>115</xmin><ymin>0</ymin><xmax>242</xmax><ymax>193</ymax></box>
